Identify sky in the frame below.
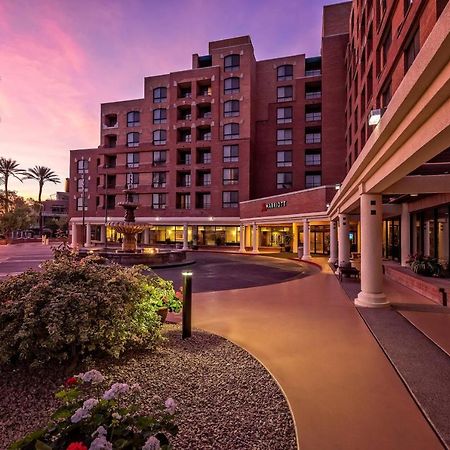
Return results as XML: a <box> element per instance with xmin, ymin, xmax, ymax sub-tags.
<box><xmin>0</xmin><ymin>0</ymin><xmax>333</xmax><ymax>200</ymax></box>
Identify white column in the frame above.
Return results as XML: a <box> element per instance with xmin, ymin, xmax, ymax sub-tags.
<box><xmin>292</xmin><ymin>223</ymin><xmax>298</xmax><ymax>254</ymax></box>
<box><xmin>355</xmin><ymin>194</ymin><xmax>389</xmax><ymax>308</ymax></box>
<box><xmin>328</xmin><ymin>220</ymin><xmax>338</xmax><ymax>264</ymax></box>
<box><xmin>143</xmin><ymin>228</ymin><xmax>150</xmax><ymax>245</ymax></box>
<box><xmin>302</xmin><ymin>219</ymin><xmax>311</xmax><ymax>260</ymax></box>
<box><xmin>412</xmin><ymin>214</ymin><xmax>418</xmax><ymax>254</ymax></box>
<box><xmin>357</xmin><ymin>220</ymin><xmax>361</xmax><ymax>254</ymax></box>
<box><xmin>100</xmin><ymin>225</ymin><xmax>106</xmax><ymax>245</ymax></box>
<box><xmin>239</xmin><ymin>225</ymin><xmax>246</xmax><ymax>252</ymax></box>
<box><xmin>424</xmin><ymin>220</ymin><xmax>431</xmax><ymax>256</ymax></box>
<box><xmin>438</xmin><ymin>220</ymin><xmax>449</xmax><ymax>263</ymax></box>
<box><xmin>252</xmin><ymin>222</ymin><xmax>259</xmax><ymax>253</ymax></box>
<box><xmin>401</xmin><ymin>203</ymin><xmax>410</xmax><ymax>267</ymax></box>
<box><xmin>337</xmin><ymin>214</ymin><xmax>350</xmax><ymax>267</ymax></box>
<box><xmin>85</xmin><ymin>223</ymin><xmax>92</xmax><ymax>247</ymax></box>
<box><xmin>71</xmin><ymin>223</ymin><xmax>78</xmax><ymax>247</ymax></box>
<box><xmin>182</xmin><ymin>223</ymin><xmax>188</xmax><ymax>250</ymax></box>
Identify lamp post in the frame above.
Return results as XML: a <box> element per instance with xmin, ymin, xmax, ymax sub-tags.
<box><xmin>182</xmin><ymin>271</ymin><xmax>193</xmax><ymax>339</ymax></box>
<box><xmin>104</xmin><ymin>171</ymin><xmax>108</xmax><ymax>249</ymax></box>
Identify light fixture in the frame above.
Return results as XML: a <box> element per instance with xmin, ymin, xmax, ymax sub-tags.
<box><xmin>410</xmin><ymin>194</ymin><xmax>418</xmax><ymax>197</ymax></box>
<box><xmin>209</xmin><ymin>216</ymin><xmax>214</xmax><ymax>221</ymax></box>
<box><xmin>335</xmin><ymin>183</ymin><xmax>341</xmax><ymax>190</ymax></box>
<box><xmin>326</xmin><ymin>203</ymin><xmax>330</xmax><ymax>209</ymax></box>
<box><xmin>368</xmin><ymin>109</ymin><xmax>382</xmax><ymax>126</ymax></box>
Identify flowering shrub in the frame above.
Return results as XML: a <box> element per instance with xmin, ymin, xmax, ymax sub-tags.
<box><xmin>0</xmin><ymin>252</ymin><xmax>174</xmax><ymax>366</ymax></box>
<box><xmin>143</xmin><ymin>273</ymin><xmax>183</xmax><ymax>313</ymax></box>
<box><xmin>10</xmin><ymin>370</ymin><xmax>178</xmax><ymax>450</ymax></box>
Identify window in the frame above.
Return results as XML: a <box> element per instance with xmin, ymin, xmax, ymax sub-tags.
<box><xmin>223</xmin><ymin>168</ymin><xmax>239</xmax><ymax>185</ymax></box>
<box><xmin>305</xmin><ymin>151</ymin><xmax>321</xmax><ymax>166</ymax></box>
<box><xmin>153</xmin><ymin>108</ymin><xmax>167</xmax><ymax>124</ymax></box>
<box><xmin>224</xmin><ymin>100</ymin><xmax>240</xmax><ymax>117</ymax></box>
<box><xmin>177</xmin><ymin>172</ymin><xmax>191</xmax><ymax>187</ymax></box>
<box><xmin>127</xmin><ymin>111</ymin><xmax>140</xmax><ymax>127</ymax></box>
<box><xmin>106</xmin><ymin>195</ymin><xmax>116</xmax><ymax>210</ymax></box>
<box><xmin>153</xmin><ymin>129</ymin><xmax>167</xmax><ymax>145</ymax></box>
<box><xmin>196</xmin><ymin>193</ymin><xmax>211</xmax><ymax>209</ymax></box>
<box><xmin>77</xmin><ymin>197</ymin><xmax>87</xmax><ymax>211</ymax></box>
<box><xmin>152</xmin><ymin>150</ymin><xmax>167</xmax><ymax>165</ymax></box>
<box><xmin>277</xmin><ymin>129</ymin><xmax>292</xmax><ymax>145</ymax></box>
<box><xmin>177</xmin><ymin>193</ymin><xmax>191</xmax><ymax>209</ymax></box>
<box><xmin>126</xmin><ymin>173</ymin><xmax>139</xmax><ymax>189</ymax></box>
<box><xmin>223</xmin><ymin>145</ymin><xmax>239</xmax><ymax>162</ymax></box>
<box><xmin>405</xmin><ymin>28</ymin><xmax>420</xmax><ymax>72</ymax></box>
<box><xmin>277</xmin><ymin>150</ymin><xmax>292</xmax><ymax>167</ymax></box>
<box><xmin>277</xmin><ymin>172</ymin><xmax>292</xmax><ymax>189</ymax></box>
<box><xmin>105</xmin><ymin>135</ymin><xmax>117</xmax><ymax>148</ymax></box>
<box><xmin>153</xmin><ymin>87</ymin><xmax>167</xmax><ymax>103</ymax></box>
<box><xmin>224</xmin><ymin>123</ymin><xmax>239</xmax><ymax>140</ymax></box>
<box><xmin>305</xmin><ymin>173</ymin><xmax>321</xmax><ymax>188</ymax></box>
<box><xmin>152</xmin><ymin>172</ymin><xmax>167</xmax><ymax>188</ymax></box>
<box><xmin>305</xmin><ymin>106</ymin><xmax>321</xmax><ymax>122</ymax></box>
<box><xmin>277</xmin><ymin>107</ymin><xmax>292</xmax><ymax>124</ymax></box>
<box><xmin>178</xmin><ymin>129</ymin><xmax>191</xmax><ymax>143</ymax></box>
<box><xmin>127</xmin><ymin>152</ymin><xmax>139</xmax><ymax>168</ymax></box>
<box><xmin>224</xmin><ymin>54</ymin><xmax>240</xmax><ymax>72</ymax></box>
<box><xmin>277</xmin><ymin>65</ymin><xmax>293</xmax><ymax>81</ymax></box>
<box><xmin>381</xmin><ymin>79</ymin><xmax>392</xmax><ymax>108</ymax></box>
<box><xmin>222</xmin><ymin>191</ymin><xmax>239</xmax><ymax>208</ymax></box>
<box><xmin>178</xmin><ymin>150</ymin><xmax>191</xmax><ymax>165</ymax></box>
<box><xmin>152</xmin><ymin>193</ymin><xmax>166</xmax><ymax>209</ymax></box>
<box><xmin>305</xmin><ymin>90</ymin><xmax>321</xmax><ymax>99</ymax></box>
<box><xmin>381</xmin><ymin>24</ymin><xmax>392</xmax><ymax>69</ymax></box>
<box><xmin>77</xmin><ymin>178</ymin><xmax>87</xmax><ymax>192</ymax></box>
<box><xmin>77</xmin><ymin>159</ymin><xmax>88</xmax><ymax>174</ymax></box>
<box><xmin>305</xmin><ymin>132</ymin><xmax>321</xmax><ymax>144</ymax></box>
<box><xmin>224</xmin><ymin>77</ymin><xmax>240</xmax><ymax>94</ymax></box>
<box><xmin>105</xmin><ymin>155</ymin><xmax>116</xmax><ymax>169</ymax></box>
<box><xmin>277</xmin><ymin>86</ymin><xmax>293</xmax><ymax>102</ymax></box>
<box><xmin>198</xmin><ymin>171</ymin><xmax>211</xmax><ymax>186</ymax></box>
<box><xmin>198</xmin><ymin>128</ymin><xmax>211</xmax><ymax>141</ymax></box>
<box><xmin>104</xmin><ymin>114</ymin><xmax>117</xmax><ymax>128</ymax></box>
<box><xmin>127</xmin><ymin>132</ymin><xmax>139</xmax><ymax>147</ymax></box>
<box><xmin>197</xmin><ymin>149</ymin><xmax>212</xmax><ymax>164</ymax></box>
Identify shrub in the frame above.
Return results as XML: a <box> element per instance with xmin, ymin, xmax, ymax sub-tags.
<box><xmin>10</xmin><ymin>369</ymin><xmax>178</xmax><ymax>449</ymax></box>
<box><xmin>0</xmin><ymin>252</ymin><xmax>167</xmax><ymax>366</ymax></box>
<box><xmin>407</xmin><ymin>253</ymin><xmax>443</xmax><ymax>277</ymax></box>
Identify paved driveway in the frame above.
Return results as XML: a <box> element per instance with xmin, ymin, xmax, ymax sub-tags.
<box><xmin>0</xmin><ymin>243</ymin><xmax>53</xmax><ymax>277</ymax></box>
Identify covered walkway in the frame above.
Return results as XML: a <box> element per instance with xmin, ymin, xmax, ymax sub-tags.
<box><xmin>193</xmin><ymin>258</ymin><xmax>443</xmax><ymax>450</ymax></box>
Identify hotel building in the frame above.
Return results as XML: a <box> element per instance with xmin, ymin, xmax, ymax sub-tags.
<box><xmin>69</xmin><ymin>0</ymin><xmax>450</xmax><ymax>306</ymax></box>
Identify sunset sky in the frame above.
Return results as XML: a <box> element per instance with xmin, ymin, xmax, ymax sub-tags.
<box><xmin>0</xmin><ymin>0</ymin><xmax>333</xmax><ymax>199</ymax></box>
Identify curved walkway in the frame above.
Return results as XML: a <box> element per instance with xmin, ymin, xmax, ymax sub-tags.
<box><xmin>192</xmin><ymin>257</ymin><xmax>443</xmax><ymax>450</ymax></box>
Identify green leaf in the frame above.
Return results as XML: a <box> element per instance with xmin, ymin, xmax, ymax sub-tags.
<box><xmin>51</xmin><ymin>408</ymin><xmax>72</xmax><ymax>420</ymax></box>
<box><xmin>35</xmin><ymin>441</ymin><xmax>52</xmax><ymax>450</ymax></box>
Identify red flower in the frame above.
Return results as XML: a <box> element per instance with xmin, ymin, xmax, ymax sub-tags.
<box><xmin>67</xmin><ymin>443</ymin><xmax>88</xmax><ymax>450</ymax></box>
<box><xmin>65</xmin><ymin>377</ymin><xmax>78</xmax><ymax>387</ymax></box>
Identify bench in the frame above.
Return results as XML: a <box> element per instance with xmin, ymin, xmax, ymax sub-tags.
<box><xmin>338</xmin><ymin>266</ymin><xmax>360</xmax><ymax>282</ymax></box>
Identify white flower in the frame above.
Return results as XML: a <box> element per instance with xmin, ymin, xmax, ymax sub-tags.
<box><xmin>92</xmin><ymin>425</ymin><xmax>108</xmax><ymax>437</ymax></box>
<box><xmin>83</xmin><ymin>398</ymin><xmax>99</xmax><ymax>411</ymax></box>
<box><xmin>70</xmin><ymin>407</ymin><xmax>91</xmax><ymax>423</ymax></box>
<box><xmin>89</xmin><ymin>435</ymin><xmax>112</xmax><ymax>450</ymax></box>
<box><xmin>112</xmin><ymin>412</ymin><xmax>122</xmax><ymax>420</ymax></box>
<box><xmin>102</xmin><ymin>383</ymin><xmax>130</xmax><ymax>400</ymax></box>
<box><xmin>142</xmin><ymin>436</ymin><xmax>161</xmax><ymax>450</ymax></box>
<box><xmin>164</xmin><ymin>397</ymin><xmax>176</xmax><ymax>415</ymax></box>
<box><xmin>78</xmin><ymin>369</ymin><xmax>104</xmax><ymax>384</ymax></box>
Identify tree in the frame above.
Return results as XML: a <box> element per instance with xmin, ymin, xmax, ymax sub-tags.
<box><xmin>0</xmin><ymin>195</ymin><xmax>38</xmax><ymax>237</ymax></box>
<box><xmin>25</xmin><ymin>165</ymin><xmax>61</xmax><ymax>235</ymax></box>
<box><xmin>0</xmin><ymin>158</ymin><xmax>25</xmax><ymax>212</ymax></box>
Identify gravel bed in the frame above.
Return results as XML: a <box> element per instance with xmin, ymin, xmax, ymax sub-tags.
<box><xmin>0</xmin><ymin>324</ymin><xmax>296</xmax><ymax>449</ymax></box>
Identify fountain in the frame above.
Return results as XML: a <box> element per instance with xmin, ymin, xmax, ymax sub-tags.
<box><xmin>82</xmin><ymin>187</ymin><xmax>187</xmax><ymax>267</ymax></box>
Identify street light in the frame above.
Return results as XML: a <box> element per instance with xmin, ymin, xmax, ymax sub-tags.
<box><xmin>182</xmin><ymin>271</ymin><xmax>193</xmax><ymax>339</ymax></box>
<box><xmin>368</xmin><ymin>108</ymin><xmax>383</xmax><ymax>126</ymax></box>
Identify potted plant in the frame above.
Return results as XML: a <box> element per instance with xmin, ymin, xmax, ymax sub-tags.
<box><xmin>192</xmin><ymin>233</ymin><xmax>199</xmax><ymax>250</ymax></box>
<box><xmin>283</xmin><ymin>231</ymin><xmax>293</xmax><ymax>252</ymax></box>
<box><xmin>407</xmin><ymin>254</ymin><xmax>443</xmax><ymax>277</ymax></box>
<box><xmin>144</xmin><ymin>276</ymin><xmax>183</xmax><ymax>323</ymax></box>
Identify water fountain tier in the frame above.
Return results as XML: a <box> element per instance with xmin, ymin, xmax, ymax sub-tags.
<box><xmin>109</xmin><ymin>188</ymin><xmax>146</xmax><ymax>252</ymax></box>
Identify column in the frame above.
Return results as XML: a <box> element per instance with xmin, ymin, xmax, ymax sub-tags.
<box><xmin>292</xmin><ymin>223</ymin><xmax>298</xmax><ymax>254</ymax></box>
<box><xmin>438</xmin><ymin>220</ymin><xmax>449</xmax><ymax>263</ymax></box>
<box><xmin>143</xmin><ymin>228</ymin><xmax>150</xmax><ymax>245</ymax></box>
<box><xmin>355</xmin><ymin>194</ymin><xmax>389</xmax><ymax>308</ymax></box>
<box><xmin>182</xmin><ymin>223</ymin><xmax>188</xmax><ymax>250</ymax></box>
<box><xmin>424</xmin><ymin>220</ymin><xmax>431</xmax><ymax>256</ymax></box>
<box><xmin>357</xmin><ymin>220</ymin><xmax>361</xmax><ymax>254</ymax></box>
<box><xmin>71</xmin><ymin>223</ymin><xmax>77</xmax><ymax>248</ymax></box>
<box><xmin>411</xmin><ymin>214</ymin><xmax>418</xmax><ymax>254</ymax></box>
<box><xmin>85</xmin><ymin>223</ymin><xmax>92</xmax><ymax>247</ymax></box>
<box><xmin>401</xmin><ymin>203</ymin><xmax>410</xmax><ymax>267</ymax></box>
<box><xmin>252</xmin><ymin>222</ymin><xmax>259</xmax><ymax>253</ymax></box>
<box><xmin>302</xmin><ymin>219</ymin><xmax>311</xmax><ymax>260</ymax></box>
<box><xmin>337</xmin><ymin>213</ymin><xmax>350</xmax><ymax>267</ymax></box>
<box><xmin>328</xmin><ymin>220</ymin><xmax>338</xmax><ymax>264</ymax></box>
<box><xmin>100</xmin><ymin>225</ymin><xmax>106</xmax><ymax>245</ymax></box>
<box><xmin>239</xmin><ymin>224</ymin><xmax>246</xmax><ymax>252</ymax></box>
<box><xmin>245</xmin><ymin>225</ymin><xmax>251</xmax><ymax>249</ymax></box>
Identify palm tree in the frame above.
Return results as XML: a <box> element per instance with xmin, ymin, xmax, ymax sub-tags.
<box><xmin>0</xmin><ymin>158</ymin><xmax>25</xmax><ymax>213</ymax></box>
<box><xmin>26</xmin><ymin>166</ymin><xmax>61</xmax><ymax>235</ymax></box>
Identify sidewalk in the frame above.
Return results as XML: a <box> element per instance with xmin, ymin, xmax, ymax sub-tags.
<box><xmin>192</xmin><ymin>258</ymin><xmax>443</xmax><ymax>450</ymax></box>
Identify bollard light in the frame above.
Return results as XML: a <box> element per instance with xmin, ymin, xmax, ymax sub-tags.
<box><xmin>182</xmin><ymin>271</ymin><xmax>193</xmax><ymax>339</ymax></box>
